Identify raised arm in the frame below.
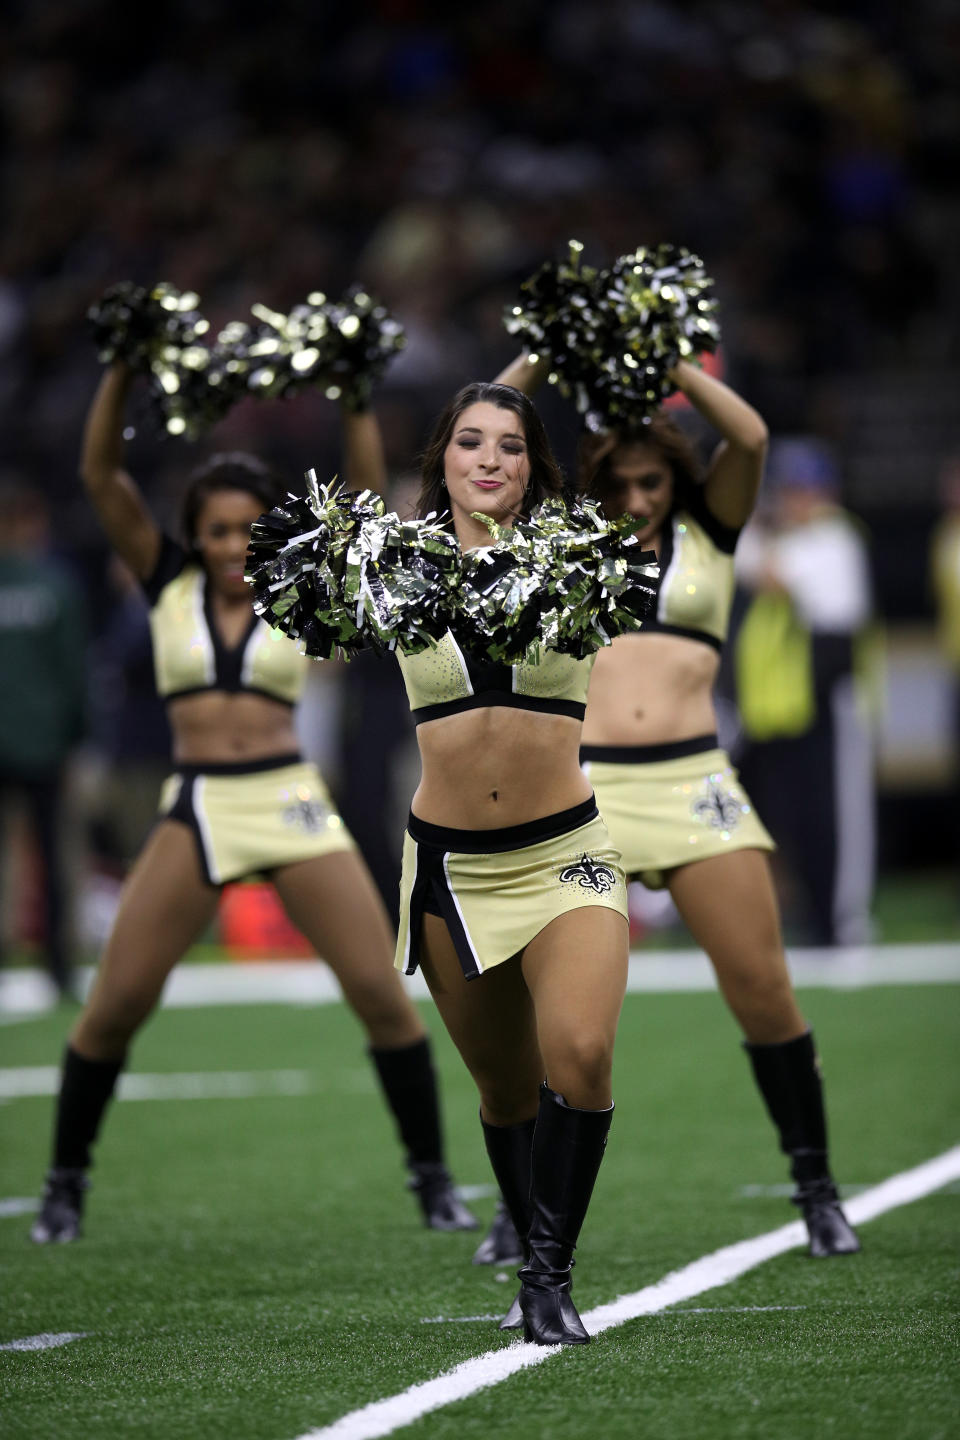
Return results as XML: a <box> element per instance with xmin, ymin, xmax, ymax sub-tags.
<box><xmin>79</xmin><ymin>364</ymin><xmax>161</xmax><ymax>581</ymax></box>
<box><xmin>494</xmin><ymin>351</ymin><xmax>551</xmax><ymax>396</ymax></box>
<box><xmin>669</xmin><ymin>359</ymin><xmax>768</xmax><ymax>529</ymax></box>
<box><xmin>339</xmin><ymin>403</ymin><xmax>389</xmax><ymax>495</ymax></box>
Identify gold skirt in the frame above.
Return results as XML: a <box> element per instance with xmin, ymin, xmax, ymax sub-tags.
<box><xmin>158</xmin><ymin>754</ymin><xmax>355</xmax><ymax>886</ymax></box>
<box><xmin>396</xmin><ymin>796</ymin><xmax>627</xmax><ymax>981</ymax></box>
<box><xmin>580</xmin><ymin>735</ymin><xmax>774</xmax><ymax>889</ymax></box>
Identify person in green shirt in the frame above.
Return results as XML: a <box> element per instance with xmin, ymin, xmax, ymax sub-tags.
<box><xmin>0</xmin><ymin>478</ymin><xmax>88</xmax><ymax>997</ymax></box>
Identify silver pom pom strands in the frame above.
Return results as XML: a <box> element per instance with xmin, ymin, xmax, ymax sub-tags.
<box><xmin>244</xmin><ymin>473</ymin><xmax>460</xmax><ymax>661</ymax></box>
<box><xmin>87</xmin><ymin>283</ymin><xmax>405</xmax><ymax>439</ymax></box>
<box><xmin>505</xmin><ymin>240</ymin><xmax>720</xmax><ymax>430</ymax></box>
<box><xmin>245</xmin><ymin>478</ymin><xmax>660</xmax><ymax>667</ymax></box>
<box><xmin>458</xmin><ymin>498</ymin><xmax>660</xmax><ymax>663</ymax></box>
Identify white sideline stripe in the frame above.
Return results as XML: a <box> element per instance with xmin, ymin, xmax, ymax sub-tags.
<box><xmin>292</xmin><ymin>1144</ymin><xmax>960</xmax><ymax>1440</ymax></box>
<box><xmin>0</xmin><ymin>1332</ymin><xmax>89</xmax><ymax>1353</ymax></box>
<box><xmin>0</xmin><ymin>1068</ymin><xmax>329</xmax><ymax>1101</ymax></box>
<box><xmin>1</xmin><ymin>942</ymin><xmax>959</xmax><ymax>1021</ymax></box>
<box><xmin>670</xmin><ymin>1305</ymin><xmax>808</xmax><ymax>1315</ymax></box>
<box><xmin>0</xmin><ymin>1198</ymin><xmax>39</xmax><ymax>1218</ymax></box>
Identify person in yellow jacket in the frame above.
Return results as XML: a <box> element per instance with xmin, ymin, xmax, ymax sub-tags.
<box><xmin>733</xmin><ymin>438</ymin><xmax>877</xmax><ymax>948</ymax></box>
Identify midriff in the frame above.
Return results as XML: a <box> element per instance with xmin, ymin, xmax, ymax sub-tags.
<box><xmin>412</xmin><ymin>707</ymin><xmax>590</xmax><ymax>829</ymax></box>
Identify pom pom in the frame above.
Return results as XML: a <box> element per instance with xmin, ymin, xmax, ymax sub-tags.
<box><xmin>343</xmin><ymin>508</ymin><xmax>461</xmax><ymax>651</ymax></box>
<box><xmin>245</xmin><ymin>476</ymin><xmax>458</xmax><ymax>660</ymax></box>
<box><xmin>87</xmin><ymin>282</ymin><xmax>253</xmax><ymax>440</ymax></box>
<box><xmin>504</xmin><ymin>241</ymin><xmax>610</xmax><ymax>422</ymax></box>
<box><xmin>240</xmin><ymin>287</ymin><xmax>405</xmax><ymax>410</ymax></box>
<box><xmin>505</xmin><ymin>240</ymin><xmax>720</xmax><ymax>429</ymax></box>
<box><xmin>87</xmin><ymin>282</ymin><xmax>211</xmax><ymax>374</ymax></box>
<box><xmin>317</xmin><ymin>286</ymin><xmax>406</xmax><ymax>412</ymax></box>
<box><xmin>455</xmin><ymin>496</ymin><xmax>660</xmax><ymax>663</ymax></box>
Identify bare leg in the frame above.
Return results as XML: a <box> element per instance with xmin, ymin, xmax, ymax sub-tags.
<box><xmin>72</xmin><ymin>821</ymin><xmax>219</xmax><ymax>1059</ymax></box>
<box><xmin>520</xmin><ymin>908</ymin><xmax>628</xmax><ymax>1344</ymax></box>
<box><xmin>270</xmin><ymin>851</ymin><xmax>423</xmax><ymax>1049</ymax></box>
<box><xmin>520</xmin><ymin>907</ymin><xmax>629</xmax><ymax>1109</ymax></box>
<box><xmin>32</xmin><ymin>821</ymin><xmax>218</xmax><ymax>1243</ymax></box>
<box><xmin>418</xmin><ymin>913</ymin><xmax>544</xmax><ymax>1126</ymax></box>
<box><xmin>668</xmin><ymin>848</ymin><xmax>858</xmax><ymax>1257</ymax></box>
<box><xmin>667</xmin><ymin>848</ymin><xmax>806</xmax><ymax>1044</ymax></box>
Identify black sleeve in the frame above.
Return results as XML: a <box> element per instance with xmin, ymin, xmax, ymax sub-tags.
<box><xmin>684</xmin><ymin>484</ymin><xmax>743</xmax><ymax>555</ymax></box>
<box><xmin>141</xmin><ymin>534</ymin><xmax>188</xmax><ymax>606</ymax></box>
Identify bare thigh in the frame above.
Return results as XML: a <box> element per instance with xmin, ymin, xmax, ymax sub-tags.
<box><xmin>271</xmin><ymin>850</ymin><xmax>424</xmax><ymax>1049</ymax></box>
<box><xmin>418</xmin><ymin>913</ymin><xmax>543</xmax><ymax>1127</ymax></box>
<box><xmin>521</xmin><ymin>906</ymin><xmax>629</xmax><ymax>1110</ymax></box>
<box><xmin>667</xmin><ymin>848</ymin><xmax>806</xmax><ymax>1044</ymax></box>
<box><xmin>72</xmin><ymin>821</ymin><xmax>220</xmax><ymax>1060</ymax></box>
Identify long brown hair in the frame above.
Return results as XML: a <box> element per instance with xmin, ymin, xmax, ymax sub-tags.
<box><xmin>415</xmin><ymin>382</ymin><xmax>565</xmax><ymax>522</ymax></box>
<box><xmin>578</xmin><ymin>413</ymin><xmax>703</xmax><ymax>514</ymax></box>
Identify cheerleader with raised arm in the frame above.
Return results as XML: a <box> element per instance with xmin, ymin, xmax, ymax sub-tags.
<box><xmin>30</xmin><ymin>359</ymin><xmax>477</xmax><ymax>1245</ymax></box>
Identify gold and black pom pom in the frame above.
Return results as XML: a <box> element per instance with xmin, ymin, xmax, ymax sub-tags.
<box><xmin>245</xmin><ymin>478</ymin><xmax>660</xmax><ymax>665</ymax></box>
<box><xmin>505</xmin><ymin>240</ymin><xmax>720</xmax><ymax>430</ymax></box>
<box><xmin>245</xmin><ymin>476</ymin><xmax>459</xmax><ymax>660</ymax></box>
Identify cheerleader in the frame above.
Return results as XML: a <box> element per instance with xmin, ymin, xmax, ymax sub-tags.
<box><xmin>498</xmin><ymin>350</ymin><xmax>859</xmax><ymax>1258</ymax></box>
<box><xmin>30</xmin><ymin>363</ymin><xmax>477</xmax><ymax>1244</ymax></box>
<box><xmin>250</xmin><ymin>382</ymin><xmax>655</xmax><ymax>1345</ymax></box>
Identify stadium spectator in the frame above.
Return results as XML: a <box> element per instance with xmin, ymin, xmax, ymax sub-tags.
<box><xmin>733</xmin><ymin>438</ymin><xmax>877</xmax><ymax>947</ymax></box>
<box><xmin>0</xmin><ymin>477</ymin><xmax>87</xmax><ymax>998</ymax></box>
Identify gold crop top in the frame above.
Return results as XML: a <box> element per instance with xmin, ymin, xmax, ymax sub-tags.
<box><xmin>637</xmin><ymin>487</ymin><xmax>742</xmax><ymax>651</ymax></box>
<box><xmin>396</xmin><ymin>629</ymin><xmax>595</xmax><ymax>726</ymax></box>
<box><xmin>143</xmin><ymin>536</ymin><xmax>308</xmax><ymax>705</ymax></box>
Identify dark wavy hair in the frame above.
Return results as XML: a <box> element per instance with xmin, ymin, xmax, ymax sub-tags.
<box><xmin>578</xmin><ymin>414</ymin><xmax>703</xmax><ymax>516</ymax></box>
<box><xmin>181</xmin><ymin>452</ymin><xmax>282</xmax><ymax>562</ymax></box>
<box><xmin>415</xmin><ymin>382</ymin><xmax>565</xmax><ymax>523</ymax></box>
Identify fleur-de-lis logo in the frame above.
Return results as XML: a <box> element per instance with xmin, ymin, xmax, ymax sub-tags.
<box><xmin>282</xmin><ymin>799</ymin><xmax>328</xmax><ymax>833</ymax></box>
<box><xmin>559</xmin><ymin>855</ymin><xmax>617</xmax><ymax>894</ymax></box>
<box><xmin>691</xmin><ymin>781</ymin><xmax>743</xmax><ymax>831</ymax></box>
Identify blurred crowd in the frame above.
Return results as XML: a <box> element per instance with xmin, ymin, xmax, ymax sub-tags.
<box><xmin>2</xmin><ymin>1</ymin><xmax>960</xmax><ymax>980</ymax></box>
<box><xmin>3</xmin><ymin>1</ymin><xmax>959</xmax><ymax>544</ymax></box>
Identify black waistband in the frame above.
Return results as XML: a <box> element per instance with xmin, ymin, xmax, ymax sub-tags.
<box><xmin>408</xmin><ymin>795</ymin><xmax>599</xmax><ymax>854</ymax></box>
<box><xmin>163</xmin><ymin>685</ymin><xmax>296</xmax><ymax>707</ymax></box>
<box><xmin>171</xmin><ymin>752</ymin><xmax>303</xmax><ymax>778</ymax></box>
<box><xmin>413</xmin><ymin>692</ymin><xmax>586</xmax><ymax>726</ymax></box>
<box><xmin>624</xmin><ymin>621</ymin><xmax>723</xmax><ymax>653</ymax></box>
<box><xmin>580</xmin><ymin>734</ymin><xmax>719</xmax><ymax>764</ymax></box>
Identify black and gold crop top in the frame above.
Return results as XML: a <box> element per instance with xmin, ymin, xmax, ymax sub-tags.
<box><xmin>636</xmin><ymin>486</ymin><xmax>742</xmax><ymax>652</ymax></box>
<box><xmin>143</xmin><ymin>535</ymin><xmax>308</xmax><ymax>705</ymax></box>
<box><xmin>396</xmin><ymin>629</ymin><xmax>595</xmax><ymax>726</ymax></box>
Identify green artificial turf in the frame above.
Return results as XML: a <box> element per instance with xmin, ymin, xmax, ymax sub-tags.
<box><xmin>1</xmin><ymin>986</ymin><xmax>957</xmax><ymax>1440</ymax></box>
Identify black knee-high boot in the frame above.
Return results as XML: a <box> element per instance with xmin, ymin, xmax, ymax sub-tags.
<box><xmin>518</xmin><ymin>1083</ymin><xmax>613</xmax><ymax>1345</ymax></box>
<box><xmin>369</xmin><ymin>1037</ymin><xmax>478</xmax><ymax>1231</ymax></box>
<box><xmin>31</xmin><ymin>1045</ymin><xmax>126</xmax><ymax>1244</ymax></box>
<box><xmin>476</xmin><ymin>1115</ymin><xmax>536</xmax><ymax>1328</ymax></box>
<box><xmin>744</xmin><ymin>1030</ymin><xmax>860</xmax><ymax>1257</ymax></box>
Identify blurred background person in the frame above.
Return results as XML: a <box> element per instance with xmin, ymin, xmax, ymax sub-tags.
<box><xmin>930</xmin><ymin>453</ymin><xmax>960</xmax><ymax>906</ymax></box>
<box><xmin>0</xmin><ymin>477</ymin><xmax>88</xmax><ymax>999</ymax></box>
<box><xmin>731</xmin><ymin>439</ymin><xmax>878</xmax><ymax>947</ymax></box>
<box><xmin>86</xmin><ymin>553</ymin><xmax>171</xmax><ymax>872</ymax></box>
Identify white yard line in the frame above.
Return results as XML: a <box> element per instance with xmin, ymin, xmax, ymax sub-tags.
<box><xmin>0</xmin><ymin>1068</ymin><xmax>338</xmax><ymax>1102</ymax></box>
<box><xmin>0</xmin><ymin>1198</ymin><xmax>38</xmax><ymax>1218</ymax></box>
<box><xmin>292</xmin><ymin>1144</ymin><xmax>960</xmax><ymax>1440</ymax></box>
<box><xmin>0</xmin><ymin>1332</ymin><xmax>89</xmax><ymax>1353</ymax></box>
<box><xmin>1</xmin><ymin>943</ymin><xmax>958</xmax><ymax>1022</ymax></box>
